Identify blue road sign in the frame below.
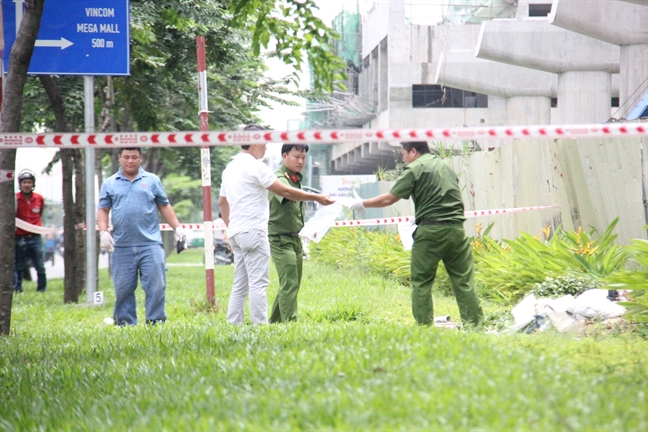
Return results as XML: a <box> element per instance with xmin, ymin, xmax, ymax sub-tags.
<box><xmin>2</xmin><ymin>0</ymin><xmax>129</xmax><ymax>75</ymax></box>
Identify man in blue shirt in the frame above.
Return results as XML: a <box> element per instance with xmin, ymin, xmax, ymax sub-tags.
<box><xmin>98</xmin><ymin>148</ymin><xmax>186</xmax><ymax>326</ymax></box>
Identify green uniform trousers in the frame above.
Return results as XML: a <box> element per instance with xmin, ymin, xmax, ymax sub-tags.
<box><xmin>269</xmin><ymin>235</ymin><xmax>303</xmax><ymax>323</ymax></box>
<box><xmin>410</xmin><ymin>224</ymin><xmax>484</xmax><ymax>327</ymax></box>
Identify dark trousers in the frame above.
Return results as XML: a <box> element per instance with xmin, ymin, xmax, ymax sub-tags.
<box><xmin>14</xmin><ymin>235</ymin><xmax>47</xmax><ymax>292</ymax></box>
<box><xmin>410</xmin><ymin>224</ymin><xmax>483</xmax><ymax>327</ymax></box>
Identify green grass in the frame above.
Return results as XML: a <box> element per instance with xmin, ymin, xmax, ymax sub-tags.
<box><xmin>1</xmin><ymin>256</ymin><xmax>646</xmax><ymax>431</ymax></box>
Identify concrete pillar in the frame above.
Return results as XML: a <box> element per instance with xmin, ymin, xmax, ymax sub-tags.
<box><xmin>556</xmin><ymin>71</ymin><xmax>611</xmax><ymax>124</ymax></box>
<box><xmin>620</xmin><ymin>44</ymin><xmax>648</xmax><ymax>117</ymax></box>
<box><xmin>505</xmin><ymin>96</ymin><xmax>552</xmax><ymax>125</ymax></box>
<box><xmin>549</xmin><ymin>0</ymin><xmax>647</xmax><ymax>116</ymax></box>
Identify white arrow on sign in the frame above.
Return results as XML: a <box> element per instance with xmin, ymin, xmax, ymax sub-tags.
<box><xmin>35</xmin><ymin>38</ymin><xmax>74</xmax><ymax>50</ymax></box>
<box><xmin>14</xmin><ymin>0</ymin><xmax>74</xmax><ymax>50</ymax></box>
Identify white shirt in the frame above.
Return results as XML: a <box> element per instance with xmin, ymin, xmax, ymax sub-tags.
<box><xmin>220</xmin><ymin>153</ymin><xmax>277</xmax><ymax>238</ymax></box>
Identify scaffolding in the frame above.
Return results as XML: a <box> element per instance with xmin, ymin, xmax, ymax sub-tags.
<box><xmin>443</xmin><ymin>0</ymin><xmax>516</xmax><ymax>24</ymax></box>
<box><xmin>305</xmin><ymin>7</ymin><xmax>376</xmax><ymax>131</ymax></box>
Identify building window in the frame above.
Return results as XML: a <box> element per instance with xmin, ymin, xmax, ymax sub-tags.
<box><xmin>412</xmin><ymin>85</ymin><xmax>487</xmax><ymax>108</ymax></box>
<box><xmin>611</xmin><ymin>97</ymin><xmax>619</xmax><ymax>108</ymax></box>
<box><xmin>529</xmin><ymin>4</ymin><xmax>552</xmax><ymax>17</ymax></box>
<box><xmin>551</xmin><ymin>97</ymin><xmax>558</xmax><ymax>108</ymax></box>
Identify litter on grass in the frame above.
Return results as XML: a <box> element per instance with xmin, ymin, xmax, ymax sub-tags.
<box><xmin>509</xmin><ymin>289</ymin><xmax>627</xmax><ymax>334</ymax></box>
<box><xmin>434</xmin><ymin>315</ymin><xmax>459</xmax><ymax>329</ymax></box>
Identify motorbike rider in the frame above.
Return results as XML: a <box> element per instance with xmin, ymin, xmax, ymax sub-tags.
<box><xmin>14</xmin><ymin>169</ymin><xmax>47</xmax><ymax>293</ymax></box>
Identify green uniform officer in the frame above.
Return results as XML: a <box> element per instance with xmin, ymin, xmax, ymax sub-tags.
<box><xmin>268</xmin><ymin>143</ymin><xmax>309</xmax><ymax>322</ymax></box>
<box><xmin>350</xmin><ymin>141</ymin><xmax>484</xmax><ymax>328</ymax></box>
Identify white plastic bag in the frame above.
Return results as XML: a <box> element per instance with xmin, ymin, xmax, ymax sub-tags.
<box><xmin>510</xmin><ymin>293</ymin><xmax>536</xmax><ymax>331</ymax></box>
<box><xmin>570</xmin><ymin>289</ymin><xmax>626</xmax><ymax>319</ymax></box>
<box><xmin>299</xmin><ymin>202</ymin><xmax>345</xmax><ymax>242</ymax></box>
<box><xmin>397</xmin><ymin>219</ymin><xmax>417</xmax><ymax>251</ymax></box>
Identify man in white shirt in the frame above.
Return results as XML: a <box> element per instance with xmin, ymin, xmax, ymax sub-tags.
<box><xmin>218</xmin><ymin>125</ymin><xmax>334</xmax><ymax>325</ymax></box>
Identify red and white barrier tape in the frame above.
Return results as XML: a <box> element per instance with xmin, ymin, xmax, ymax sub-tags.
<box><xmin>160</xmin><ymin>223</ymin><xmax>227</xmax><ymax>231</ymax></box>
<box><xmin>0</xmin><ymin>170</ymin><xmax>14</xmax><ymax>183</ymax></box>
<box><xmin>331</xmin><ymin>205</ymin><xmax>560</xmax><ymax>227</ymax></box>
<box><xmin>464</xmin><ymin>205</ymin><xmax>560</xmax><ymax>218</ymax></box>
<box><xmin>26</xmin><ymin>206</ymin><xmax>562</xmax><ymax>234</ymax></box>
<box><xmin>0</xmin><ymin>123</ymin><xmax>645</xmax><ymax>148</ymax></box>
<box><xmin>160</xmin><ymin>205</ymin><xmax>560</xmax><ymax>231</ymax></box>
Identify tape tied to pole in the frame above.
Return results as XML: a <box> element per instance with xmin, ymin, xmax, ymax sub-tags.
<box><xmin>0</xmin><ymin>170</ymin><xmax>14</xmax><ymax>183</ymax></box>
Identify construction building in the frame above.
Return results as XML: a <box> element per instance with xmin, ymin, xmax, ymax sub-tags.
<box><xmin>303</xmin><ymin>0</ymin><xmax>647</xmax><ymax>242</ymax></box>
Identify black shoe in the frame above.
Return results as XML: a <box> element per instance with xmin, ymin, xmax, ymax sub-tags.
<box><xmin>37</xmin><ymin>289</ymin><xmax>46</xmax><ymax>293</ymax></box>
<box><xmin>13</xmin><ymin>288</ymin><xmax>23</xmax><ymax>293</ymax></box>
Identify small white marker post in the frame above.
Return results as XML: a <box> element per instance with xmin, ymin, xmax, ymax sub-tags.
<box><xmin>94</xmin><ymin>291</ymin><xmax>104</xmax><ymax>305</ymax></box>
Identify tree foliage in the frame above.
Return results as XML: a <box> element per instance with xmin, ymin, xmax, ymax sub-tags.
<box><xmin>24</xmin><ymin>0</ymin><xmax>302</xmax><ymax>222</ymax></box>
<box><xmin>229</xmin><ymin>0</ymin><xmax>347</xmax><ymax>92</ymax></box>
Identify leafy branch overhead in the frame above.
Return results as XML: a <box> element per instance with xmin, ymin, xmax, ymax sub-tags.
<box><xmin>229</xmin><ymin>0</ymin><xmax>347</xmax><ymax>92</ymax></box>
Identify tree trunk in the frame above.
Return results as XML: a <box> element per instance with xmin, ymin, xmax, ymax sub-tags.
<box><xmin>73</xmin><ymin>150</ymin><xmax>86</xmax><ymax>299</ymax></box>
<box><xmin>39</xmin><ymin>75</ymin><xmax>88</xmax><ymax>303</ymax></box>
<box><xmin>60</xmin><ymin>150</ymin><xmax>79</xmax><ymax>303</ymax></box>
<box><xmin>0</xmin><ymin>0</ymin><xmax>46</xmax><ymax>336</ymax></box>
<box><xmin>38</xmin><ymin>76</ymin><xmax>67</xmax><ymax>131</ymax></box>
<box><xmin>0</xmin><ymin>150</ymin><xmax>17</xmax><ymax>336</ymax></box>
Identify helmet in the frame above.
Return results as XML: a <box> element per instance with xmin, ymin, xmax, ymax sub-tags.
<box><xmin>18</xmin><ymin>169</ymin><xmax>36</xmax><ymax>185</ymax></box>
<box><xmin>244</xmin><ymin>124</ymin><xmax>266</xmax><ymax>131</ymax></box>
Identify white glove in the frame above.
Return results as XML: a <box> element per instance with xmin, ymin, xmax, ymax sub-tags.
<box><xmin>174</xmin><ymin>226</ymin><xmax>187</xmax><ymax>241</ymax></box>
<box><xmin>350</xmin><ymin>198</ymin><xmax>365</xmax><ymax>212</ymax></box>
<box><xmin>175</xmin><ymin>226</ymin><xmax>188</xmax><ymax>253</ymax></box>
<box><xmin>100</xmin><ymin>231</ymin><xmax>114</xmax><ymax>252</ymax></box>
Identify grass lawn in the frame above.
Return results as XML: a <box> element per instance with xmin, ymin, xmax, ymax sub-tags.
<box><xmin>1</xmin><ymin>249</ymin><xmax>646</xmax><ymax>430</ymax></box>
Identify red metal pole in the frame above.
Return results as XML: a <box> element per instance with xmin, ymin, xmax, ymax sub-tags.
<box><xmin>196</xmin><ymin>36</ymin><xmax>215</xmax><ymax>305</ymax></box>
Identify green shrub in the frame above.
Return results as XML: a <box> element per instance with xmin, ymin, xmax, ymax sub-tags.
<box><xmin>482</xmin><ymin>309</ymin><xmax>514</xmax><ymax>332</ymax></box>
<box><xmin>533</xmin><ymin>275</ymin><xmax>602</xmax><ymax>298</ymax></box>
<box><xmin>605</xmin><ymin>237</ymin><xmax>648</xmax><ymax>333</ymax></box>
<box><xmin>473</xmin><ymin>219</ymin><xmax>627</xmax><ymax>304</ymax></box>
<box><xmin>314</xmin><ymin>219</ymin><xmax>631</xmax><ymax>307</ymax></box>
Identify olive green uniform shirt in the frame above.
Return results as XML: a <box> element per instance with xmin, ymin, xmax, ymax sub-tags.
<box><xmin>268</xmin><ymin>165</ymin><xmax>305</xmax><ymax>234</ymax></box>
<box><xmin>389</xmin><ymin>153</ymin><xmax>465</xmax><ymax>224</ymax></box>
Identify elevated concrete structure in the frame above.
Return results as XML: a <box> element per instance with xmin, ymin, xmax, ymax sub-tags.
<box><xmin>550</xmin><ymin>0</ymin><xmax>648</xmax><ymax>118</ymax></box>
<box><xmin>477</xmin><ymin>19</ymin><xmax>620</xmax><ymax>123</ymax></box>
<box><xmin>436</xmin><ymin>51</ymin><xmax>557</xmax><ymax>99</ymax></box>
<box><xmin>330</xmin><ymin>1</ymin><xmax>507</xmax><ymax>174</ymax></box>
<box><xmin>477</xmin><ymin>20</ymin><xmax>620</xmax><ymax>74</ymax></box>
<box><xmin>330</xmin><ymin>141</ymin><xmax>397</xmax><ymax>175</ymax></box>
<box><xmin>436</xmin><ymin>50</ymin><xmax>556</xmax><ymax>125</ymax></box>
<box><xmin>550</xmin><ymin>0</ymin><xmax>647</xmax><ymax>45</ymax></box>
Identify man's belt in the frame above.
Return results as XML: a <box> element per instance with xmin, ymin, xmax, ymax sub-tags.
<box><xmin>15</xmin><ymin>233</ymin><xmax>41</xmax><ymax>238</ymax></box>
<box><xmin>417</xmin><ymin>220</ymin><xmax>460</xmax><ymax>226</ymax></box>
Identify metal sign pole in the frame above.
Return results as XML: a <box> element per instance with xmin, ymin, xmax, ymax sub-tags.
<box><xmin>84</xmin><ymin>75</ymin><xmax>97</xmax><ymax>303</ymax></box>
<box><xmin>196</xmin><ymin>36</ymin><xmax>215</xmax><ymax>304</ymax></box>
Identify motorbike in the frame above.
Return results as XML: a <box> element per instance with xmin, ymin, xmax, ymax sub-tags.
<box><xmin>214</xmin><ymin>239</ymin><xmax>234</xmax><ymax>265</ymax></box>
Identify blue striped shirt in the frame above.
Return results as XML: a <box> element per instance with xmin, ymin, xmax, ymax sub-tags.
<box><xmin>98</xmin><ymin>167</ymin><xmax>170</xmax><ymax>247</ymax></box>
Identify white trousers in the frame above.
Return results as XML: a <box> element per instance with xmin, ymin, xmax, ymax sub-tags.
<box><xmin>227</xmin><ymin>230</ymin><xmax>270</xmax><ymax>325</ymax></box>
